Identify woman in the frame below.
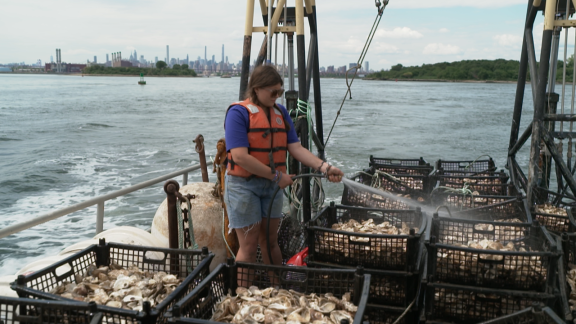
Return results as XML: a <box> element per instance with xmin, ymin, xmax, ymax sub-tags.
<box><xmin>224</xmin><ymin>65</ymin><xmax>343</xmax><ymax>280</ymax></box>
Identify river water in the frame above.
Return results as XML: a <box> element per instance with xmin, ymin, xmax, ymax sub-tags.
<box><xmin>0</xmin><ymin>74</ymin><xmax>534</xmax><ymax>276</ymax></box>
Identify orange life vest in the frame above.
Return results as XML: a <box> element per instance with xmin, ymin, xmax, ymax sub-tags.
<box><xmin>226</xmin><ymin>99</ymin><xmax>287</xmax><ymax>178</ymax></box>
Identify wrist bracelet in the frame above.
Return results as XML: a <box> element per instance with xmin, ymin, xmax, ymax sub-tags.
<box><xmin>325</xmin><ymin>164</ymin><xmax>332</xmax><ymax>175</ymax></box>
<box><xmin>276</xmin><ymin>172</ymin><xmax>283</xmax><ymax>184</ymax></box>
<box><xmin>317</xmin><ymin>161</ymin><xmax>325</xmax><ymax>173</ymax></box>
<box><xmin>272</xmin><ymin>170</ymin><xmax>279</xmax><ymax>182</ymax></box>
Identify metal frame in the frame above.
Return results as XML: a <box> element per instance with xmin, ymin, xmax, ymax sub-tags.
<box><xmin>509</xmin><ymin>0</ymin><xmax>576</xmax><ymax>206</ymax></box>
<box><xmin>0</xmin><ymin>162</ymin><xmax>211</xmax><ymax>239</ymax></box>
<box><xmin>239</xmin><ymin>0</ymin><xmax>324</xmax><ymax>221</ymax></box>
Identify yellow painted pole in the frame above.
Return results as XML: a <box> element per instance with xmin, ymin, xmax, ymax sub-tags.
<box><xmin>296</xmin><ymin>0</ymin><xmax>305</xmax><ymax>35</ymax></box>
<box><xmin>270</xmin><ymin>0</ymin><xmax>287</xmax><ymax>33</ymax></box>
<box><xmin>533</xmin><ymin>0</ymin><xmax>542</xmax><ymax>7</ymax></box>
<box><xmin>259</xmin><ymin>0</ymin><xmax>267</xmax><ymax>16</ymax></box>
<box><xmin>245</xmin><ymin>0</ymin><xmax>256</xmax><ymax>36</ymax></box>
<box><xmin>304</xmin><ymin>0</ymin><xmax>313</xmax><ymax>14</ymax></box>
<box><xmin>544</xmin><ymin>0</ymin><xmax>557</xmax><ymax>30</ymax></box>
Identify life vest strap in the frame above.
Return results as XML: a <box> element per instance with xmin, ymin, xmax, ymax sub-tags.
<box><xmin>248</xmin><ymin>147</ymin><xmax>288</xmax><ymax>153</ymax></box>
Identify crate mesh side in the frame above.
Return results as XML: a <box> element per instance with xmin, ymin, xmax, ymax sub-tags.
<box><xmin>429</xmin><ymin>285</ymin><xmax>553</xmax><ymax>322</ymax></box>
<box><xmin>438</xmin><ymin>160</ymin><xmax>495</xmax><ymax>173</ymax></box>
<box><xmin>311</xmin><ymin>207</ymin><xmax>422</xmax><ymax>270</ymax></box>
<box><xmin>108</xmin><ymin>246</ymin><xmax>204</xmax><ymax>278</ymax></box>
<box><xmin>0</xmin><ymin>300</ymin><xmax>95</xmax><ymax>324</ymax></box>
<box><xmin>27</xmin><ymin>250</ymin><xmax>97</xmax><ymax>293</ymax></box>
<box><xmin>370</xmin><ymin>157</ymin><xmax>425</xmax><ymax>167</ymax></box>
<box><xmin>432</xmin><ymin>220</ymin><xmax>552</xmax><ymax>291</ymax></box>
<box><xmin>436</xmin><ymin>174</ymin><xmax>510</xmax><ymax>196</ymax></box>
<box><xmin>179</xmin><ymin>271</ymin><xmax>227</xmax><ymax>320</ymax></box>
<box><xmin>534</xmin><ymin>212</ymin><xmax>570</xmax><ymax>233</ymax></box>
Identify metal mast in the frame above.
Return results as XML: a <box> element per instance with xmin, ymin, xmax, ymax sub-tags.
<box><xmin>509</xmin><ymin>0</ymin><xmax>576</xmax><ymax>207</ymax></box>
<box><xmin>239</xmin><ymin>0</ymin><xmax>324</xmax><ymax>222</ymax></box>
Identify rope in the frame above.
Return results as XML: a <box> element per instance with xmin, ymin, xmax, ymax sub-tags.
<box><xmin>430</xmin><ymin>185</ymin><xmax>475</xmax><ymax>210</ymax></box>
<box><xmin>465</xmin><ymin>154</ymin><xmax>493</xmax><ymax>171</ymax></box>
<box><xmin>290</xmin><ymin>177</ymin><xmax>325</xmax><ymax>213</ymax></box>
<box><xmin>325</xmin><ymin>0</ymin><xmax>388</xmax><ymax>146</ymax></box>
<box><xmin>391</xmin><ymin>297</ymin><xmax>416</xmax><ymax>324</ymax></box>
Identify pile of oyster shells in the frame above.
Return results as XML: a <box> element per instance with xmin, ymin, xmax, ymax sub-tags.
<box><xmin>316</xmin><ymin>218</ymin><xmax>416</xmax><ymax>259</ymax></box>
<box><xmin>535</xmin><ymin>203</ymin><xmax>567</xmax><ymax>216</ymax></box>
<box><xmin>211</xmin><ymin>286</ymin><xmax>356</xmax><ymax>324</ymax></box>
<box><xmin>436</xmin><ymin>223</ymin><xmax>545</xmax><ymax>287</ymax></box>
<box><xmin>50</xmin><ymin>264</ymin><xmax>183</xmax><ymax>311</ymax></box>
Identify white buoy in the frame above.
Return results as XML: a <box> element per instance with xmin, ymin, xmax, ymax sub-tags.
<box><xmin>93</xmin><ymin>226</ymin><xmax>165</xmax><ymax>247</ymax></box>
<box><xmin>0</xmin><ymin>275</ymin><xmax>18</xmax><ymax>297</ymax></box>
<box><xmin>152</xmin><ymin>182</ymin><xmax>226</xmax><ymax>270</ymax></box>
<box><xmin>16</xmin><ymin>255</ymin><xmax>71</xmax><ymax>276</ymax></box>
<box><xmin>58</xmin><ymin>239</ymin><xmax>101</xmax><ymax>256</ymax></box>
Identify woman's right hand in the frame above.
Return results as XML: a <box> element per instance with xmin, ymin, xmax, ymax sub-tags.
<box><xmin>277</xmin><ymin>172</ymin><xmax>294</xmax><ymax>189</ymax></box>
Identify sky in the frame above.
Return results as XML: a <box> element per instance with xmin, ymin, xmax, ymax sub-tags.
<box><xmin>0</xmin><ymin>0</ymin><xmax>560</xmax><ymax>71</ymax></box>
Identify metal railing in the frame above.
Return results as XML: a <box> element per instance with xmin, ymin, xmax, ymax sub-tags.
<box><xmin>0</xmin><ymin>162</ymin><xmax>213</xmax><ymax>240</ymax></box>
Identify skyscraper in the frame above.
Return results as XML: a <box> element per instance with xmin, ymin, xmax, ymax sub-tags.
<box><xmin>365</xmin><ymin>61</ymin><xmax>369</xmax><ymax>72</ymax></box>
<box><xmin>94</xmin><ymin>56</ymin><xmax>97</xmax><ymax>63</ymax></box>
<box><xmin>50</xmin><ymin>55</ymin><xmax>54</xmax><ymax>63</ymax></box>
<box><xmin>204</xmin><ymin>46</ymin><xmax>207</xmax><ymax>64</ymax></box>
<box><xmin>106</xmin><ymin>54</ymin><xmax>109</xmax><ymax>62</ymax></box>
<box><xmin>222</xmin><ymin>44</ymin><xmax>224</xmax><ymax>64</ymax></box>
<box><xmin>166</xmin><ymin>45</ymin><xmax>170</xmax><ymax>66</ymax></box>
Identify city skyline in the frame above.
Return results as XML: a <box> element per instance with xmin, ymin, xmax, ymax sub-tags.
<box><xmin>2</xmin><ymin>1</ymin><xmax>535</xmax><ymax>70</ymax></box>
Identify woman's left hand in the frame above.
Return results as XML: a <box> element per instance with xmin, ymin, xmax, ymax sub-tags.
<box><xmin>326</xmin><ymin>166</ymin><xmax>344</xmax><ymax>183</ymax></box>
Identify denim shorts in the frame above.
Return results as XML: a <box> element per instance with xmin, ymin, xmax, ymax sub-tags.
<box><xmin>224</xmin><ymin>173</ymin><xmax>284</xmax><ymax>229</ymax></box>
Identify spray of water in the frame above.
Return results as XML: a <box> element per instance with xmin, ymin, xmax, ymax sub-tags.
<box><xmin>341</xmin><ymin>177</ymin><xmax>446</xmax><ymax>217</ymax></box>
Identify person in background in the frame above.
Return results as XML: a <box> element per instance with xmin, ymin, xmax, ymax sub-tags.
<box><xmin>224</xmin><ymin>64</ymin><xmax>343</xmax><ymax>284</ymax></box>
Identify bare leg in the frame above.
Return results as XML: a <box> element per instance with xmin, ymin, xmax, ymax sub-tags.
<box><xmin>235</xmin><ymin>224</ymin><xmax>260</xmax><ymax>287</ymax></box>
<box><xmin>258</xmin><ymin>218</ymin><xmax>282</xmax><ymax>286</ymax></box>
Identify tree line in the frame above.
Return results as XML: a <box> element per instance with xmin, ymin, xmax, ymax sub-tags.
<box><xmin>367</xmin><ymin>57</ymin><xmax>575</xmax><ymax>82</ymax></box>
<box><xmin>83</xmin><ymin>61</ymin><xmax>197</xmax><ymax>77</ymax></box>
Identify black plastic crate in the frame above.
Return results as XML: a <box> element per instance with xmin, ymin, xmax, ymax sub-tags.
<box><xmin>165</xmin><ymin>260</ymin><xmax>371</xmax><ymax>324</ymax></box>
<box><xmin>435</xmin><ymin>158</ymin><xmax>497</xmax><ymax>174</ymax></box>
<box><xmin>370</xmin><ymin>156</ymin><xmax>429</xmax><ymax>167</ymax></box>
<box><xmin>341</xmin><ymin>177</ymin><xmax>413</xmax><ymax>210</ymax></box>
<box><xmin>307</xmin><ymin>203</ymin><xmax>426</xmax><ymax>271</ymax></box>
<box><xmin>307</xmin><ymin>261</ymin><xmax>421</xmax><ymax>307</ymax></box>
<box><xmin>427</xmin><ymin>215</ymin><xmax>559</xmax><ymax>292</ymax></box>
<box><xmin>431</xmin><ymin>192</ymin><xmax>530</xmax><ymax>222</ymax></box>
<box><xmin>370</xmin><ymin>156</ymin><xmax>433</xmax><ymax>176</ymax></box>
<box><xmin>12</xmin><ymin>240</ymin><xmax>214</xmax><ymax>324</ymax></box>
<box><xmin>277</xmin><ymin>213</ymin><xmax>307</xmax><ymax>262</ymax></box>
<box><xmin>433</xmin><ymin>170</ymin><xmax>511</xmax><ymax>196</ymax></box>
<box><xmin>425</xmin><ymin>282</ymin><xmax>556</xmax><ymax>323</ymax></box>
<box><xmin>0</xmin><ymin>296</ymin><xmax>102</xmax><ymax>324</ymax></box>
<box><xmin>478</xmin><ymin>305</ymin><xmax>565</xmax><ymax>324</ymax></box>
<box><xmin>532</xmin><ymin>205</ymin><xmax>572</xmax><ymax>234</ymax></box>
<box><xmin>349</xmin><ymin>170</ymin><xmax>431</xmax><ymax>203</ymax></box>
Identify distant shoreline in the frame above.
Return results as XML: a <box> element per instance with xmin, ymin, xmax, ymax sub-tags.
<box><xmin>363</xmin><ymin>78</ymin><xmax>520</xmax><ymax>84</ymax></box>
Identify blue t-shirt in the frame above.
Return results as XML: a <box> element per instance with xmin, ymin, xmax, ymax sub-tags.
<box><xmin>225</xmin><ymin>103</ymin><xmax>299</xmax><ymax>152</ymax></box>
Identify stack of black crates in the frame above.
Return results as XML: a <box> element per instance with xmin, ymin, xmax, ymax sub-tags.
<box><xmin>424</xmin><ymin>158</ymin><xmax>563</xmax><ymax>323</ymax></box>
<box><xmin>322</xmin><ymin>157</ymin><xmax>432</xmax><ymax>324</ymax></box>
<box><xmin>11</xmin><ymin>239</ymin><xmax>215</xmax><ymax>324</ymax></box>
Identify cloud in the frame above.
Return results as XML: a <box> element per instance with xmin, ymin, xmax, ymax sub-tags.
<box><xmin>423</xmin><ymin>43</ymin><xmax>462</xmax><ymax>55</ymax></box>
<box><xmin>376</xmin><ymin>27</ymin><xmax>423</xmax><ymax>39</ymax></box>
<box><xmin>439</xmin><ymin>28</ymin><xmax>449</xmax><ymax>33</ymax></box>
<box><xmin>494</xmin><ymin>34</ymin><xmax>523</xmax><ymax>47</ymax></box>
